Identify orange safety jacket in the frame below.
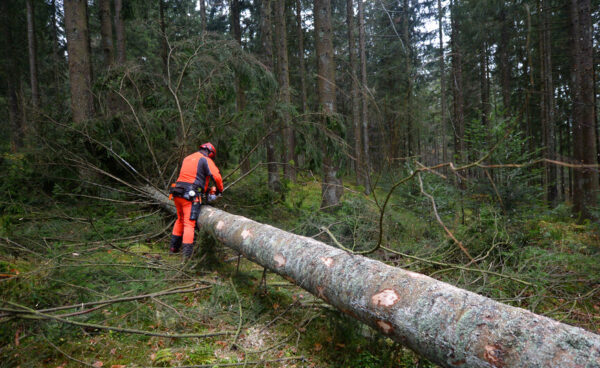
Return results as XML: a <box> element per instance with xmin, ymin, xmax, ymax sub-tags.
<box><xmin>175</xmin><ymin>151</ymin><xmax>224</xmax><ymax>194</ymax></box>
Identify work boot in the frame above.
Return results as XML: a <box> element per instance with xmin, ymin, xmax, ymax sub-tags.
<box><xmin>181</xmin><ymin>243</ymin><xmax>194</xmax><ymax>259</ymax></box>
<box><xmin>169</xmin><ymin>235</ymin><xmax>183</xmax><ymax>254</ymax></box>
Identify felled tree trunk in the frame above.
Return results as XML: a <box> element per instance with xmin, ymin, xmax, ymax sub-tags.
<box><xmin>145</xmin><ymin>186</ymin><xmax>600</xmax><ymax>367</ymax></box>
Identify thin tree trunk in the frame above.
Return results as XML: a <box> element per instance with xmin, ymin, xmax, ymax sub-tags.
<box><xmin>146</xmin><ymin>186</ymin><xmax>600</xmax><ymax>368</ymax></box>
<box><xmin>231</xmin><ymin>0</ymin><xmax>250</xmax><ymax>174</ymax></box>
<box><xmin>570</xmin><ymin>0</ymin><xmax>599</xmax><ymax>220</ymax></box>
<box><xmin>480</xmin><ymin>43</ymin><xmax>490</xmax><ymax>129</ymax></box>
<box><xmin>159</xmin><ymin>0</ymin><xmax>168</xmax><ymax>77</ymax></box>
<box><xmin>450</xmin><ymin>1</ymin><xmax>465</xmax><ymax>172</ymax></box>
<box><xmin>358</xmin><ymin>0</ymin><xmax>371</xmax><ymax>195</ymax></box>
<box><xmin>539</xmin><ymin>0</ymin><xmax>557</xmax><ymax>204</ymax></box>
<box><xmin>3</xmin><ymin>1</ymin><xmax>24</xmax><ymax>151</ymax></box>
<box><xmin>50</xmin><ymin>0</ymin><xmax>61</xmax><ymax>94</ymax></box>
<box><xmin>403</xmin><ymin>0</ymin><xmax>413</xmax><ymax>157</ymax></box>
<box><xmin>347</xmin><ymin>0</ymin><xmax>362</xmax><ymax>186</ymax></box>
<box><xmin>99</xmin><ymin>0</ymin><xmax>114</xmax><ymax>68</ymax></box>
<box><xmin>261</xmin><ymin>0</ymin><xmax>281</xmax><ymax>192</ymax></box>
<box><xmin>296</xmin><ymin>0</ymin><xmax>308</xmax><ymax>115</ymax></box>
<box><xmin>274</xmin><ymin>0</ymin><xmax>296</xmax><ymax>182</ymax></box>
<box><xmin>438</xmin><ymin>0</ymin><xmax>447</xmax><ymax>166</ymax></box>
<box><xmin>498</xmin><ymin>8</ymin><xmax>511</xmax><ymax>113</ymax></box>
<box><xmin>200</xmin><ymin>0</ymin><xmax>206</xmax><ymax>33</ymax></box>
<box><xmin>64</xmin><ymin>0</ymin><xmax>95</xmax><ymax>124</ymax></box>
<box><xmin>26</xmin><ymin>0</ymin><xmax>39</xmax><ymax>109</ymax></box>
<box><xmin>559</xmin><ymin>122</ymin><xmax>565</xmax><ymax>201</ymax></box>
<box><xmin>114</xmin><ymin>0</ymin><xmax>126</xmax><ymax>64</ymax></box>
<box><xmin>315</xmin><ymin>0</ymin><xmax>343</xmax><ymax>207</ymax></box>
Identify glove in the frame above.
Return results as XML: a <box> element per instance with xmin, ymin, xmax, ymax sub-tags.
<box><xmin>208</xmin><ymin>194</ymin><xmax>218</xmax><ymax>203</ymax></box>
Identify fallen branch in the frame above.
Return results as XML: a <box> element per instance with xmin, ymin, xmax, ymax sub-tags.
<box><xmin>0</xmin><ymin>284</ymin><xmax>211</xmax><ymax>319</ymax></box>
<box><xmin>417</xmin><ymin>173</ymin><xmax>473</xmax><ymax>261</ymax></box>
<box><xmin>6</xmin><ymin>301</ymin><xmax>231</xmax><ymax>339</ymax></box>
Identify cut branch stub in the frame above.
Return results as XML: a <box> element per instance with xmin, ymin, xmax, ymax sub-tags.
<box><xmin>144</xmin><ymin>186</ymin><xmax>600</xmax><ymax>367</ymax></box>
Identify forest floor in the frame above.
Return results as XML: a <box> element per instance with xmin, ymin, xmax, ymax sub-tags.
<box><xmin>1</xmin><ymin>172</ymin><xmax>599</xmax><ymax>367</ymax></box>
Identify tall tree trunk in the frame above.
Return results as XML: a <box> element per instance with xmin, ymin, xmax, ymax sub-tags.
<box><xmin>480</xmin><ymin>43</ymin><xmax>490</xmax><ymax>129</ymax></box>
<box><xmin>159</xmin><ymin>0</ymin><xmax>168</xmax><ymax>77</ymax></box>
<box><xmin>559</xmin><ymin>122</ymin><xmax>566</xmax><ymax>201</ymax></box>
<box><xmin>26</xmin><ymin>0</ymin><xmax>39</xmax><ymax>109</ymax></box>
<box><xmin>403</xmin><ymin>0</ymin><xmax>413</xmax><ymax>157</ymax></box>
<box><xmin>315</xmin><ymin>0</ymin><xmax>343</xmax><ymax>207</ymax></box>
<box><xmin>498</xmin><ymin>8</ymin><xmax>511</xmax><ymax>113</ymax></box>
<box><xmin>2</xmin><ymin>1</ymin><xmax>24</xmax><ymax>151</ymax></box>
<box><xmin>200</xmin><ymin>0</ymin><xmax>206</xmax><ymax>33</ymax></box>
<box><xmin>231</xmin><ymin>0</ymin><xmax>250</xmax><ymax>174</ymax></box>
<box><xmin>450</xmin><ymin>0</ymin><xmax>465</xmax><ymax>171</ymax></box>
<box><xmin>539</xmin><ymin>0</ymin><xmax>557</xmax><ymax>204</ymax></box>
<box><xmin>274</xmin><ymin>0</ymin><xmax>296</xmax><ymax>182</ymax></box>
<box><xmin>99</xmin><ymin>0</ymin><xmax>114</xmax><ymax>68</ymax></box>
<box><xmin>358</xmin><ymin>0</ymin><xmax>371</xmax><ymax>195</ymax></box>
<box><xmin>50</xmin><ymin>0</ymin><xmax>61</xmax><ymax>94</ymax></box>
<box><xmin>261</xmin><ymin>0</ymin><xmax>281</xmax><ymax>192</ymax></box>
<box><xmin>64</xmin><ymin>0</ymin><xmax>95</xmax><ymax>124</ymax></box>
<box><xmin>114</xmin><ymin>0</ymin><xmax>126</xmax><ymax>64</ymax></box>
<box><xmin>296</xmin><ymin>0</ymin><xmax>308</xmax><ymax>115</ymax></box>
<box><xmin>438</xmin><ymin>0</ymin><xmax>447</xmax><ymax>166</ymax></box>
<box><xmin>347</xmin><ymin>0</ymin><xmax>362</xmax><ymax>186</ymax></box>
<box><xmin>570</xmin><ymin>0</ymin><xmax>599</xmax><ymax>220</ymax></box>
<box><xmin>147</xmin><ymin>186</ymin><xmax>600</xmax><ymax>368</ymax></box>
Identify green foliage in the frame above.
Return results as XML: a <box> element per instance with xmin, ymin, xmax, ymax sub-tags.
<box><xmin>465</xmin><ymin>114</ymin><xmax>543</xmax><ymax>209</ymax></box>
<box><xmin>0</xmin><ymin>152</ymin><xmax>36</xmax><ymax>211</ymax></box>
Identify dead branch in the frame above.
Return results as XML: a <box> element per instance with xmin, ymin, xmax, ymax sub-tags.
<box><xmin>417</xmin><ymin>173</ymin><xmax>473</xmax><ymax>261</ymax></box>
<box><xmin>5</xmin><ymin>301</ymin><xmax>230</xmax><ymax>339</ymax></box>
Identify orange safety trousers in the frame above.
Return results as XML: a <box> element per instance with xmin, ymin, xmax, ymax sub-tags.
<box><xmin>172</xmin><ymin>197</ymin><xmax>198</xmax><ymax>244</ymax></box>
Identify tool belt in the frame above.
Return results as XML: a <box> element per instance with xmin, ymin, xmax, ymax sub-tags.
<box><xmin>169</xmin><ymin>182</ymin><xmax>199</xmax><ymax>200</ymax></box>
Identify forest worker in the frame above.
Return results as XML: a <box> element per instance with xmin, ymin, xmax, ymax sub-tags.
<box><xmin>168</xmin><ymin>142</ymin><xmax>223</xmax><ymax>258</ymax></box>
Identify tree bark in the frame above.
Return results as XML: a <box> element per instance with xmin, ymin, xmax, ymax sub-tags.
<box><xmin>50</xmin><ymin>0</ymin><xmax>61</xmax><ymax>93</ymax></box>
<box><xmin>26</xmin><ymin>0</ymin><xmax>40</xmax><ymax>109</ymax></box>
<box><xmin>296</xmin><ymin>0</ymin><xmax>308</xmax><ymax>115</ymax></box>
<box><xmin>274</xmin><ymin>0</ymin><xmax>296</xmax><ymax>182</ymax></box>
<box><xmin>146</xmin><ymin>186</ymin><xmax>600</xmax><ymax>368</ymax></box>
<box><xmin>347</xmin><ymin>0</ymin><xmax>362</xmax><ymax>186</ymax></box>
<box><xmin>498</xmin><ymin>8</ymin><xmax>511</xmax><ymax>113</ymax></box>
<box><xmin>200</xmin><ymin>0</ymin><xmax>207</xmax><ymax>33</ymax></box>
<box><xmin>231</xmin><ymin>0</ymin><xmax>250</xmax><ymax>174</ymax></box>
<box><xmin>539</xmin><ymin>0</ymin><xmax>557</xmax><ymax>204</ymax></box>
<box><xmin>315</xmin><ymin>0</ymin><xmax>343</xmax><ymax>207</ymax></box>
<box><xmin>570</xmin><ymin>0</ymin><xmax>599</xmax><ymax>220</ymax></box>
<box><xmin>438</xmin><ymin>0</ymin><xmax>447</xmax><ymax>166</ymax></box>
<box><xmin>3</xmin><ymin>1</ymin><xmax>24</xmax><ymax>151</ymax></box>
<box><xmin>403</xmin><ymin>0</ymin><xmax>413</xmax><ymax>158</ymax></box>
<box><xmin>358</xmin><ymin>0</ymin><xmax>371</xmax><ymax>195</ymax></box>
<box><xmin>159</xmin><ymin>0</ymin><xmax>168</xmax><ymax>77</ymax></box>
<box><xmin>260</xmin><ymin>0</ymin><xmax>281</xmax><ymax>192</ymax></box>
<box><xmin>480</xmin><ymin>43</ymin><xmax>490</xmax><ymax>129</ymax></box>
<box><xmin>99</xmin><ymin>0</ymin><xmax>114</xmax><ymax>68</ymax></box>
<box><xmin>114</xmin><ymin>0</ymin><xmax>126</xmax><ymax>64</ymax></box>
<box><xmin>64</xmin><ymin>0</ymin><xmax>95</xmax><ymax>124</ymax></box>
<box><xmin>450</xmin><ymin>0</ymin><xmax>465</xmax><ymax>172</ymax></box>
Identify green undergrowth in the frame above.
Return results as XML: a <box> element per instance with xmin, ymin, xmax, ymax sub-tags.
<box><xmin>1</xmin><ymin>171</ymin><xmax>599</xmax><ymax>367</ymax></box>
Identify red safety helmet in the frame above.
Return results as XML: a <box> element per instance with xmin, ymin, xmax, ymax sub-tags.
<box><xmin>200</xmin><ymin>142</ymin><xmax>216</xmax><ymax>159</ymax></box>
